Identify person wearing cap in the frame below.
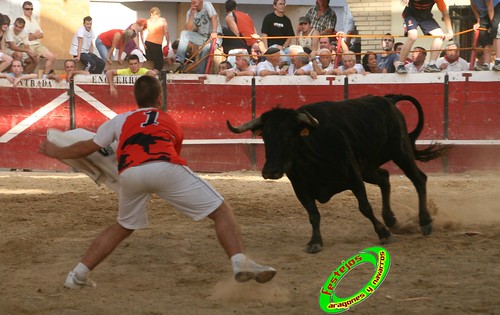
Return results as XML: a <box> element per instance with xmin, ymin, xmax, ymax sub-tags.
<box><xmin>435</xmin><ymin>42</ymin><xmax>469</xmax><ymax>72</ymax></box>
<box><xmin>256</xmin><ymin>47</ymin><xmax>287</xmax><ymax>76</ymax></box>
<box><xmin>295</xmin><ymin>16</ymin><xmax>320</xmax><ymax>54</ymax></box>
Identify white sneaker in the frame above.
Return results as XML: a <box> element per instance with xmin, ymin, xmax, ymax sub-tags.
<box><xmin>232</xmin><ymin>259</ymin><xmax>276</xmax><ymax>283</ymax></box>
<box><xmin>64</xmin><ymin>271</ymin><xmax>97</xmax><ymax>289</ymax></box>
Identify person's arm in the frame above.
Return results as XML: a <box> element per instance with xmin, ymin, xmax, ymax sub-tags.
<box><xmin>226</xmin><ymin>14</ymin><xmax>240</xmax><ymax>38</ymax></box>
<box><xmin>13</xmin><ymin>73</ymin><xmax>38</xmax><ymax>86</ymax></box>
<box><xmin>311</xmin><ymin>29</ymin><xmax>320</xmax><ymax>52</ymax></box>
<box><xmin>28</xmin><ymin>29</ymin><xmax>43</xmax><ymax>41</ymax></box>
<box><xmin>39</xmin><ymin>139</ymin><xmax>102</xmax><ymax>159</ymax></box>
<box><xmin>106</xmin><ymin>69</ymin><xmax>118</xmax><ymax>96</ymax></box>
<box><xmin>46</xmin><ymin>73</ymin><xmax>62</xmax><ymax>82</ymax></box>
<box><xmin>210</xmin><ymin>14</ymin><xmax>219</xmax><ymax>40</ymax></box>
<box><xmin>185</xmin><ymin>5</ymin><xmax>196</xmax><ymax>31</ymax></box>
<box><xmin>163</xmin><ymin>18</ymin><xmax>170</xmax><ymax>48</ymax></box>
<box><xmin>486</xmin><ymin>0</ymin><xmax>494</xmax><ymax>21</ymax></box>
<box><xmin>437</xmin><ymin>1</ymin><xmax>453</xmax><ymax>40</ymax></box>
<box><xmin>107</xmin><ymin>32</ymin><xmax>121</xmax><ymax>64</ymax></box>
<box><xmin>470</xmin><ymin>0</ymin><xmax>480</xmax><ymax>25</ymax></box>
<box><xmin>67</xmin><ymin>69</ymin><xmax>90</xmax><ymax>82</ymax></box>
<box><xmin>76</xmin><ymin>37</ymin><xmax>83</xmax><ymax>60</ymax></box>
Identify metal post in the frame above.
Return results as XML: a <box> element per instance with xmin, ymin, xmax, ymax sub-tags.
<box><xmin>69</xmin><ymin>81</ymin><xmax>75</xmax><ymax>130</ymax></box>
<box><xmin>161</xmin><ymin>70</ymin><xmax>167</xmax><ymax>112</ymax></box>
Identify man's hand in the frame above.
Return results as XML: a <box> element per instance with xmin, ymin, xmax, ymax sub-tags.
<box><xmin>110</xmin><ymin>86</ymin><xmax>118</xmax><ymax>97</ymax></box>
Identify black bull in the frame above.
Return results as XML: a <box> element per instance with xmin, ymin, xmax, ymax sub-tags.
<box><xmin>227</xmin><ymin>94</ymin><xmax>448</xmax><ymax>253</ymax></box>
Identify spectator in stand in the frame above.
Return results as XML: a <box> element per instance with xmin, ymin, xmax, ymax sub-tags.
<box><xmin>287</xmin><ymin>45</ymin><xmax>305</xmax><ymax>75</ymax></box>
<box><xmin>295</xmin><ymin>16</ymin><xmax>320</xmax><ymax>54</ymax></box>
<box><xmin>250</xmin><ymin>42</ymin><xmax>264</xmax><ymax>65</ymax></box>
<box><xmin>256</xmin><ymin>47</ymin><xmax>287</xmax><ymax>76</ymax></box>
<box><xmin>21</xmin><ymin>1</ymin><xmax>56</xmax><ymax>79</ymax></box>
<box><xmin>346</xmin><ymin>27</ymin><xmax>361</xmax><ymax>61</ymax></box>
<box><xmin>163</xmin><ymin>39</ymin><xmax>179</xmax><ymax>66</ymax></box>
<box><xmin>146</xmin><ymin>7</ymin><xmax>170</xmax><ymax>72</ymax></box>
<box><xmin>405</xmin><ymin>46</ymin><xmax>428</xmax><ymax>73</ymax></box>
<box><xmin>175</xmin><ymin>0</ymin><xmax>222</xmax><ymax>74</ymax></box>
<box><xmin>471</xmin><ymin>0</ymin><xmax>500</xmax><ymax>71</ymax></box>
<box><xmin>394</xmin><ymin>41</ymin><xmax>413</xmax><ymax>64</ymax></box>
<box><xmin>5</xmin><ymin>17</ymin><xmax>39</xmax><ymax>74</ymax></box>
<box><xmin>218</xmin><ymin>60</ymin><xmax>232</xmax><ymax>72</ymax></box>
<box><xmin>318</xmin><ymin>36</ymin><xmax>334</xmax><ymax>52</ymax></box>
<box><xmin>377</xmin><ymin>33</ymin><xmax>398</xmax><ymax>73</ymax></box>
<box><xmin>435</xmin><ymin>42</ymin><xmax>469</xmax><ymax>71</ymax></box>
<box><xmin>124</xmin><ymin>18</ymin><xmax>148</xmax><ymax>62</ymax></box>
<box><xmin>224</xmin><ymin>0</ymin><xmax>262</xmax><ymax>53</ymax></box>
<box><xmin>0</xmin><ymin>58</ymin><xmax>37</xmax><ymax>86</ymax></box>
<box><xmin>292</xmin><ymin>52</ymin><xmax>312</xmax><ymax>75</ymax></box>
<box><xmin>261</xmin><ymin>0</ymin><xmax>294</xmax><ymax>65</ymax></box>
<box><xmin>219</xmin><ymin>51</ymin><xmax>256</xmax><ymax>81</ymax></box>
<box><xmin>96</xmin><ymin>29</ymin><xmax>136</xmax><ymax>65</ymax></box>
<box><xmin>395</xmin><ymin>0</ymin><xmax>453</xmax><ymax>74</ymax></box>
<box><xmin>0</xmin><ymin>14</ymin><xmax>14</xmax><ymax>72</ymax></box>
<box><xmin>304</xmin><ymin>0</ymin><xmax>337</xmax><ymax>34</ymax></box>
<box><xmin>106</xmin><ymin>54</ymin><xmax>156</xmax><ymax>97</ymax></box>
<box><xmin>327</xmin><ymin>51</ymin><xmax>364</xmax><ymax>75</ymax></box>
<box><xmin>45</xmin><ymin>59</ymin><xmax>89</xmax><ymax>82</ymax></box>
<box><xmin>310</xmin><ymin>48</ymin><xmax>334</xmax><ymax>79</ymax></box>
<box><xmin>362</xmin><ymin>51</ymin><xmax>384</xmax><ymax>73</ymax></box>
<box><xmin>69</xmin><ymin>16</ymin><xmax>105</xmax><ymax>74</ymax></box>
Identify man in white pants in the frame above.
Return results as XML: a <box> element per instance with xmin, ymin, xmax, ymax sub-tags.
<box><xmin>39</xmin><ymin>75</ymin><xmax>276</xmax><ymax>289</ymax></box>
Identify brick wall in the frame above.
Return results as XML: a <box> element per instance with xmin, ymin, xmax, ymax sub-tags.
<box><xmin>348</xmin><ymin>0</ymin><xmax>392</xmax><ymax>53</ymax></box>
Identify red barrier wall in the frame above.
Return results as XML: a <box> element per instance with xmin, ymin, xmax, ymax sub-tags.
<box><xmin>1</xmin><ymin>73</ymin><xmax>499</xmax><ymax>173</ymax></box>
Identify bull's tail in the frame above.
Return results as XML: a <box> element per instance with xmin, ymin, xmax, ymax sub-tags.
<box><xmin>385</xmin><ymin>94</ymin><xmax>451</xmax><ymax>162</ymax></box>
<box><xmin>384</xmin><ymin>94</ymin><xmax>424</xmax><ymax>142</ymax></box>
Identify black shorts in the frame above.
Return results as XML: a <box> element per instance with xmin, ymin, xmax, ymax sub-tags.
<box><xmin>478</xmin><ymin>17</ymin><xmax>494</xmax><ymax>47</ymax></box>
<box><xmin>403</xmin><ymin>14</ymin><xmax>441</xmax><ymax>36</ymax></box>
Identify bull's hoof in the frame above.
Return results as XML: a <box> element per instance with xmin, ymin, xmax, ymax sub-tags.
<box><xmin>305</xmin><ymin>243</ymin><xmax>323</xmax><ymax>254</ymax></box>
<box><xmin>421</xmin><ymin>223</ymin><xmax>433</xmax><ymax>236</ymax></box>
<box><xmin>379</xmin><ymin>234</ymin><xmax>396</xmax><ymax>245</ymax></box>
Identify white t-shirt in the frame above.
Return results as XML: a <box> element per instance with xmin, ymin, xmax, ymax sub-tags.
<box><xmin>5</xmin><ymin>27</ymin><xmax>29</xmax><ymax>48</ymax></box>
<box><xmin>405</xmin><ymin>62</ymin><xmax>426</xmax><ymax>73</ymax></box>
<box><xmin>339</xmin><ymin>63</ymin><xmax>364</xmax><ymax>74</ymax></box>
<box><xmin>257</xmin><ymin>60</ymin><xmax>279</xmax><ymax>75</ymax></box>
<box><xmin>435</xmin><ymin>57</ymin><xmax>469</xmax><ymax>72</ymax></box>
<box><xmin>22</xmin><ymin>15</ymin><xmax>42</xmax><ymax>46</ymax></box>
<box><xmin>69</xmin><ymin>26</ymin><xmax>95</xmax><ymax>56</ymax></box>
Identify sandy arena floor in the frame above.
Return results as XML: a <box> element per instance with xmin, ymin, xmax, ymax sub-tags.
<box><xmin>0</xmin><ymin>170</ymin><xmax>499</xmax><ymax>315</ymax></box>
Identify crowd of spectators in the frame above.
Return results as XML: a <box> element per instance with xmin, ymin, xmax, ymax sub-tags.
<box><xmin>1</xmin><ymin>0</ymin><xmax>499</xmax><ymax>88</ymax></box>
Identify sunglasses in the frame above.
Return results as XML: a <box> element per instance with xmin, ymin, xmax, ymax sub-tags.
<box><xmin>24</xmin><ymin>8</ymin><xmax>34</xmax><ymax>10</ymax></box>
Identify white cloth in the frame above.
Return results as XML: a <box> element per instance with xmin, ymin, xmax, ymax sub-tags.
<box><xmin>69</xmin><ymin>26</ymin><xmax>95</xmax><ymax>55</ymax></box>
<box><xmin>405</xmin><ymin>62</ymin><xmax>427</xmax><ymax>73</ymax></box>
<box><xmin>256</xmin><ymin>60</ymin><xmax>279</xmax><ymax>75</ymax></box>
<box><xmin>22</xmin><ymin>15</ymin><xmax>42</xmax><ymax>46</ymax></box>
<box><xmin>435</xmin><ymin>57</ymin><xmax>469</xmax><ymax>72</ymax></box>
<box><xmin>339</xmin><ymin>63</ymin><xmax>364</xmax><ymax>74</ymax></box>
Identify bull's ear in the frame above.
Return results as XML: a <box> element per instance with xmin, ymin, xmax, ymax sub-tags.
<box><xmin>253</xmin><ymin>129</ymin><xmax>263</xmax><ymax>136</ymax></box>
<box><xmin>300</xmin><ymin>128</ymin><xmax>310</xmax><ymax>136</ymax></box>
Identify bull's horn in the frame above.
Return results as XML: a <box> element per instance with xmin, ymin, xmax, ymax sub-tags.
<box><xmin>226</xmin><ymin>117</ymin><xmax>263</xmax><ymax>134</ymax></box>
<box><xmin>298</xmin><ymin>110</ymin><xmax>319</xmax><ymax>128</ymax></box>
